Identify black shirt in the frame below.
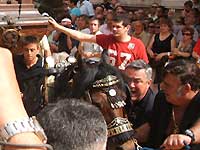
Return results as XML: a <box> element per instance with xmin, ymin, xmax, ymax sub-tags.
<box><xmin>147</xmin><ymin>91</ymin><xmax>200</xmax><ymax>149</ymax></box>
<box><xmin>152</xmin><ymin>33</ymin><xmax>174</xmax><ymax>54</ymax></box>
<box><xmin>13</xmin><ymin>55</ymin><xmax>45</xmax><ymax>116</ymax></box>
<box><xmin>125</xmin><ymin>88</ymin><xmax>156</xmax><ymax>128</ymax></box>
<box><xmin>13</xmin><ymin>55</ymin><xmax>45</xmax><ymax>92</ymax></box>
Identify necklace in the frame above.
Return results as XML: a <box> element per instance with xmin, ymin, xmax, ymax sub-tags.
<box><xmin>172</xmin><ymin>107</ymin><xmax>180</xmax><ymax>134</ymax></box>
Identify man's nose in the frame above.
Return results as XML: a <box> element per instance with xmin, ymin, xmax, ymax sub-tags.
<box><xmin>112</xmin><ymin>27</ymin><xmax>116</xmax><ymax>31</ymax></box>
<box><xmin>130</xmin><ymin>82</ymin><xmax>136</xmax><ymax>88</ymax></box>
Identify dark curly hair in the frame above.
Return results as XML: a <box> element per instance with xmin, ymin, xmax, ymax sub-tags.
<box><xmin>163</xmin><ymin>59</ymin><xmax>200</xmax><ymax>91</ymax></box>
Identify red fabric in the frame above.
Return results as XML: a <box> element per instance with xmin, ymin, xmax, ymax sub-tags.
<box><xmin>193</xmin><ymin>39</ymin><xmax>200</xmax><ymax>56</ymax></box>
<box><xmin>96</xmin><ymin>34</ymin><xmax>148</xmax><ymax>70</ymax></box>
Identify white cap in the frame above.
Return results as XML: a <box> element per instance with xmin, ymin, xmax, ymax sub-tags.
<box><xmin>61</xmin><ymin>18</ymin><xmax>71</xmax><ymax>23</ymax></box>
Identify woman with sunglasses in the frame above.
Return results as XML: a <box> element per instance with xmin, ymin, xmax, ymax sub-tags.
<box><xmin>147</xmin><ymin>17</ymin><xmax>176</xmax><ymax>89</ymax></box>
<box><xmin>172</xmin><ymin>26</ymin><xmax>196</xmax><ymax>59</ymax></box>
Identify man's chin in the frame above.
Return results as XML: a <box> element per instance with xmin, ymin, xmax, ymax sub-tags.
<box><xmin>131</xmin><ymin>95</ymin><xmax>138</xmax><ymax>102</ymax></box>
<box><xmin>113</xmin><ymin>33</ymin><xmax>119</xmax><ymax>37</ymax></box>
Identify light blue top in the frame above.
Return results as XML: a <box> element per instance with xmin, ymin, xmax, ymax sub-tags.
<box><xmin>70</xmin><ymin>7</ymin><xmax>81</xmax><ymax>17</ymax></box>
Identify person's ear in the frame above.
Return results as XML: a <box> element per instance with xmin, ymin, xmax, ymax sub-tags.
<box><xmin>126</xmin><ymin>24</ymin><xmax>131</xmax><ymax>31</ymax></box>
<box><xmin>147</xmin><ymin>79</ymin><xmax>152</xmax><ymax>86</ymax></box>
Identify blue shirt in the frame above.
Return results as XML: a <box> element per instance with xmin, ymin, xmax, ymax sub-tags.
<box><xmin>70</xmin><ymin>7</ymin><xmax>81</xmax><ymax>17</ymax></box>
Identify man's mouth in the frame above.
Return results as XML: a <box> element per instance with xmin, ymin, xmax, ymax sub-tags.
<box><xmin>130</xmin><ymin>90</ymin><xmax>136</xmax><ymax>95</ymax></box>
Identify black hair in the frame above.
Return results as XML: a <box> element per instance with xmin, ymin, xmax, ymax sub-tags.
<box><xmin>163</xmin><ymin>59</ymin><xmax>200</xmax><ymax>91</ymax></box>
<box><xmin>112</xmin><ymin>15</ymin><xmax>130</xmax><ymax>27</ymax></box>
<box><xmin>21</xmin><ymin>35</ymin><xmax>38</xmax><ymax>46</ymax></box>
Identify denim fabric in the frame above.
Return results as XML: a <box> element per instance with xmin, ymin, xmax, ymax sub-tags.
<box><xmin>139</xmin><ymin>145</ymin><xmax>191</xmax><ymax>150</ymax></box>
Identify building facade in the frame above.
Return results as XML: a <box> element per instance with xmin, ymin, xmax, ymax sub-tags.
<box><xmin>91</xmin><ymin>0</ymin><xmax>186</xmax><ymax>9</ymax></box>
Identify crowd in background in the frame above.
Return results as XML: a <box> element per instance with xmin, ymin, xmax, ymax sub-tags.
<box><xmin>42</xmin><ymin>0</ymin><xmax>200</xmax><ymax>91</ymax></box>
<box><xmin>2</xmin><ymin>0</ymin><xmax>200</xmax><ymax>150</ymax></box>
<box><xmin>46</xmin><ymin>0</ymin><xmax>200</xmax><ymax>61</ymax></box>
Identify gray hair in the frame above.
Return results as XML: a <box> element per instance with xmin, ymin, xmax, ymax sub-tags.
<box><xmin>126</xmin><ymin>59</ymin><xmax>152</xmax><ymax>80</ymax></box>
<box><xmin>37</xmin><ymin>98</ymin><xmax>107</xmax><ymax>150</ymax></box>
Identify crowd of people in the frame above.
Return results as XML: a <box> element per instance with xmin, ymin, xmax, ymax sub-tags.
<box><xmin>0</xmin><ymin>0</ymin><xmax>200</xmax><ymax>150</ymax></box>
<box><xmin>46</xmin><ymin>0</ymin><xmax>200</xmax><ymax>89</ymax></box>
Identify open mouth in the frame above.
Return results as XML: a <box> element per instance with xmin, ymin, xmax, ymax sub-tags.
<box><xmin>130</xmin><ymin>90</ymin><xmax>137</xmax><ymax>97</ymax></box>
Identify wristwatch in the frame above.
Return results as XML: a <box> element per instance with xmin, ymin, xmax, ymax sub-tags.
<box><xmin>184</xmin><ymin>129</ymin><xmax>195</xmax><ymax>142</ymax></box>
<box><xmin>0</xmin><ymin>116</ymin><xmax>47</xmax><ymax>143</ymax></box>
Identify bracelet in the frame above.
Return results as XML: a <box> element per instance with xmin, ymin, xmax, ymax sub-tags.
<box><xmin>167</xmin><ymin>52</ymin><xmax>171</xmax><ymax>56</ymax></box>
<box><xmin>0</xmin><ymin>116</ymin><xmax>47</xmax><ymax>143</ymax></box>
<box><xmin>0</xmin><ymin>141</ymin><xmax>53</xmax><ymax>150</ymax></box>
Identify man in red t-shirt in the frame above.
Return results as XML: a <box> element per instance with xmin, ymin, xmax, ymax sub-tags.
<box><xmin>49</xmin><ymin>16</ymin><xmax>148</xmax><ymax>70</ymax></box>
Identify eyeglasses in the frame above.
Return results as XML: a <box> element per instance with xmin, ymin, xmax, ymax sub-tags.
<box><xmin>182</xmin><ymin>33</ymin><xmax>191</xmax><ymax>36</ymax></box>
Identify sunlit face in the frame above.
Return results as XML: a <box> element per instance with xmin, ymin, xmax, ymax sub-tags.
<box><xmin>133</xmin><ymin>21</ymin><xmax>144</xmax><ymax>34</ymax></box>
<box><xmin>61</xmin><ymin>20</ymin><xmax>72</xmax><ymax>28</ymax></box>
<box><xmin>63</xmin><ymin>0</ymin><xmax>69</xmax><ymax>11</ymax></box>
<box><xmin>182</xmin><ymin>31</ymin><xmax>192</xmax><ymax>41</ymax></box>
<box><xmin>124</xmin><ymin>68</ymin><xmax>151</xmax><ymax>102</ymax></box>
<box><xmin>89</xmin><ymin>20</ymin><xmax>99</xmax><ymax>34</ymax></box>
<box><xmin>106</xmin><ymin>13</ymin><xmax>113</xmax><ymax>27</ymax></box>
<box><xmin>156</xmin><ymin>7</ymin><xmax>164</xmax><ymax>17</ymax></box>
<box><xmin>78</xmin><ymin>17</ymin><xmax>88</xmax><ymax>30</ymax></box>
<box><xmin>184</xmin><ymin>5</ymin><xmax>191</xmax><ymax>14</ymax></box>
<box><xmin>23</xmin><ymin>43</ymin><xmax>39</xmax><ymax>65</ymax></box>
<box><xmin>150</xmin><ymin>4</ymin><xmax>158</xmax><ymax>13</ymax></box>
<box><xmin>160</xmin><ymin>73</ymin><xmax>184</xmax><ymax>106</ymax></box>
<box><xmin>154</xmin><ymin>24</ymin><xmax>160</xmax><ymax>34</ymax></box>
<box><xmin>159</xmin><ymin>23</ymin><xmax>170</xmax><ymax>33</ymax></box>
<box><xmin>116</xmin><ymin>6</ymin><xmax>125</xmax><ymax>15</ymax></box>
<box><xmin>184</xmin><ymin>15</ymin><xmax>195</xmax><ymax>26</ymax></box>
<box><xmin>112</xmin><ymin>21</ymin><xmax>128</xmax><ymax>37</ymax></box>
<box><xmin>95</xmin><ymin>6</ymin><xmax>104</xmax><ymax>15</ymax></box>
<box><xmin>148</xmin><ymin>23</ymin><xmax>155</xmax><ymax>34</ymax></box>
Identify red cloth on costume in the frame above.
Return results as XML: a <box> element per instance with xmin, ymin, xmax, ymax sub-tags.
<box><xmin>193</xmin><ymin>38</ymin><xmax>200</xmax><ymax>56</ymax></box>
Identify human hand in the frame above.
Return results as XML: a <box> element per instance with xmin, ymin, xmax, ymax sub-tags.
<box><xmin>48</xmin><ymin>17</ymin><xmax>60</xmax><ymax>29</ymax></box>
<box><xmin>155</xmin><ymin>53</ymin><xmax>165</xmax><ymax>61</ymax></box>
<box><xmin>172</xmin><ymin>48</ymin><xmax>180</xmax><ymax>56</ymax></box>
<box><xmin>161</xmin><ymin>134</ymin><xmax>191</xmax><ymax>150</ymax></box>
<box><xmin>148</xmin><ymin>50</ymin><xmax>156</xmax><ymax>58</ymax></box>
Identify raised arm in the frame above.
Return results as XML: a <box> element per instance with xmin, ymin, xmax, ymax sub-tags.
<box><xmin>0</xmin><ymin>47</ymin><xmax>45</xmax><ymax>150</ymax></box>
<box><xmin>49</xmin><ymin>17</ymin><xmax>96</xmax><ymax>43</ymax></box>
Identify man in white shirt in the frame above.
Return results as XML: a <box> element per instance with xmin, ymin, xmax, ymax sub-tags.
<box><xmin>79</xmin><ymin>17</ymin><xmax>103</xmax><ymax>62</ymax></box>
